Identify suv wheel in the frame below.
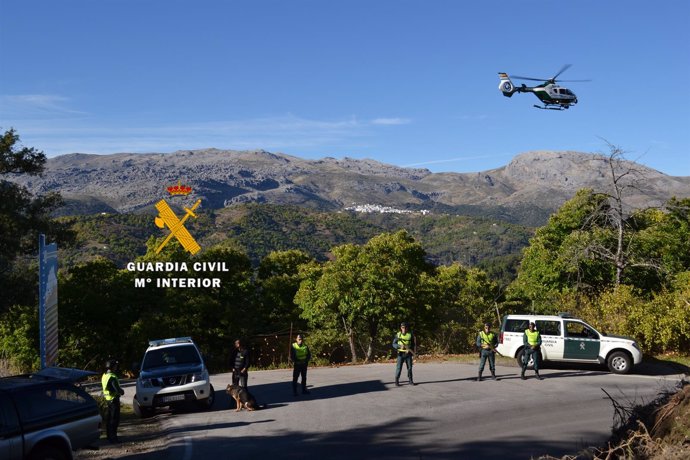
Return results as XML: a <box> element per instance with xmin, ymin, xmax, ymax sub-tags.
<box><xmin>29</xmin><ymin>444</ymin><xmax>69</xmax><ymax>460</ymax></box>
<box><xmin>516</xmin><ymin>348</ymin><xmax>534</xmax><ymax>369</ymax></box>
<box><xmin>197</xmin><ymin>384</ymin><xmax>215</xmax><ymax>410</ymax></box>
<box><xmin>133</xmin><ymin>396</ymin><xmax>155</xmax><ymax>418</ymax></box>
<box><xmin>607</xmin><ymin>351</ymin><xmax>632</xmax><ymax>374</ymax></box>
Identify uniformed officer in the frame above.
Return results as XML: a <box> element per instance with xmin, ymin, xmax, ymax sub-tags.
<box><xmin>476</xmin><ymin>322</ymin><xmax>498</xmax><ymax>381</ymax></box>
<box><xmin>393</xmin><ymin>322</ymin><xmax>416</xmax><ymax>386</ymax></box>
<box><xmin>522</xmin><ymin>322</ymin><xmax>543</xmax><ymax>380</ymax></box>
<box><xmin>290</xmin><ymin>334</ymin><xmax>311</xmax><ymax>396</ymax></box>
<box><xmin>230</xmin><ymin>338</ymin><xmax>250</xmax><ymax>388</ymax></box>
<box><xmin>102</xmin><ymin>359</ymin><xmax>125</xmax><ymax>443</ymax></box>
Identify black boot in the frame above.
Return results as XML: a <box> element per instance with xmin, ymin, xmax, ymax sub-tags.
<box><xmin>477</xmin><ymin>372</ymin><xmax>483</xmax><ymax>382</ymax></box>
<box><xmin>521</xmin><ymin>369</ymin><xmax>526</xmax><ymax>380</ymax></box>
<box><xmin>490</xmin><ymin>370</ymin><xmax>497</xmax><ymax>380</ymax></box>
<box><xmin>395</xmin><ymin>379</ymin><xmax>401</xmax><ymax>387</ymax></box>
<box><xmin>535</xmin><ymin>371</ymin><xmax>543</xmax><ymax>380</ymax></box>
<box><xmin>409</xmin><ymin>379</ymin><xmax>416</xmax><ymax>386</ymax></box>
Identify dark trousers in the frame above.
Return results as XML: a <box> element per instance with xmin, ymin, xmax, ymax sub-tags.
<box><xmin>478</xmin><ymin>349</ymin><xmax>496</xmax><ymax>373</ymax></box>
<box><xmin>395</xmin><ymin>352</ymin><xmax>413</xmax><ymax>381</ymax></box>
<box><xmin>522</xmin><ymin>347</ymin><xmax>541</xmax><ymax>372</ymax></box>
<box><xmin>292</xmin><ymin>362</ymin><xmax>308</xmax><ymax>393</ymax></box>
<box><xmin>232</xmin><ymin>368</ymin><xmax>248</xmax><ymax>388</ymax></box>
<box><xmin>105</xmin><ymin>398</ymin><xmax>121</xmax><ymax>441</ymax></box>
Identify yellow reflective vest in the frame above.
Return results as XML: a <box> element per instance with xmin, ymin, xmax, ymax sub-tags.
<box><xmin>525</xmin><ymin>329</ymin><xmax>541</xmax><ymax>346</ymax></box>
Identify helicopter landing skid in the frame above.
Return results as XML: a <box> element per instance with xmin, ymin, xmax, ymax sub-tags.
<box><xmin>533</xmin><ymin>104</ymin><xmax>568</xmax><ymax>111</ymax></box>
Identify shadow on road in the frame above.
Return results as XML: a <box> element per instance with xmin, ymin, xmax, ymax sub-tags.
<box><xmin>118</xmin><ymin>416</ymin><xmax>600</xmax><ymax>460</ymax></box>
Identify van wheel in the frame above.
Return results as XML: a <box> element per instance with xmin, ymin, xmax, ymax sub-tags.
<box><xmin>516</xmin><ymin>349</ymin><xmax>534</xmax><ymax>370</ymax></box>
<box><xmin>607</xmin><ymin>351</ymin><xmax>632</xmax><ymax>374</ymax></box>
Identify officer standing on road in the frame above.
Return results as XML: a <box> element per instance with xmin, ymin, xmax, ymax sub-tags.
<box><xmin>476</xmin><ymin>322</ymin><xmax>498</xmax><ymax>381</ymax></box>
<box><xmin>522</xmin><ymin>322</ymin><xmax>543</xmax><ymax>380</ymax></box>
<box><xmin>290</xmin><ymin>334</ymin><xmax>311</xmax><ymax>396</ymax></box>
<box><xmin>393</xmin><ymin>322</ymin><xmax>416</xmax><ymax>386</ymax></box>
<box><xmin>102</xmin><ymin>359</ymin><xmax>125</xmax><ymax>443</ymax></box>
<box><xmin>230</xmin><ymin>338</ymin><xmax>250</xmax><ymax>388</ymax></box>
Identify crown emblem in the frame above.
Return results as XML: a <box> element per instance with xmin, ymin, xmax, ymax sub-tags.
<box><xmin>167</xmin><ymin>180</ymin><xmax>192</xmax><ymax>196</ymax></box>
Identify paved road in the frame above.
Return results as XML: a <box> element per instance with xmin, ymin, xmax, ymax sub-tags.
<box><xmin>121</xmin><ymin>362</ymin><xmax>683</xmax><ymax>460</ymax></box>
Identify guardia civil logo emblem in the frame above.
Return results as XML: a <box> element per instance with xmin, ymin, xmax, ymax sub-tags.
<box><xmin>154</xmin><ymin>181</ymin><xmax>202</xmax><ymax>255</ymax></box>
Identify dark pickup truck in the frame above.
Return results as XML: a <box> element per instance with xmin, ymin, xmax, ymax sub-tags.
<box><xmin>0</xmin><ymin>367</ymin><xmax>101</xmax><ymax>460</ymax></box>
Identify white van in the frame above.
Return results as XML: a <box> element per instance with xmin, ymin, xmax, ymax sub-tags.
<box><xmin>496</xmin><ymin>314</ymin><xmax>642</xmax><ymax>374</ymax></box>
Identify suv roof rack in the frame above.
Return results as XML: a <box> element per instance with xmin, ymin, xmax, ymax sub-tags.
<box><xmin>148</xmin><ymin>337</ymin><xmax>194</xmax><ymax>348</ymax></box>
<box><xmin>558</xmin><ymin>312</ymin><xmax>574</xmax><ymax>318</ymax></box>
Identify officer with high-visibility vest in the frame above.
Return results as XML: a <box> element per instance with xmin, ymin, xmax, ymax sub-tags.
<box><xmin>522</xmin><ymin>322</ymin><xmax>543</xmax><ymax>380</ymax></box>
<box><xmin>290</xmin><ymin>334</ymin><xmax>311</xmax><ymax>396</ymax></box>
<box><xmin>392</xmin><ymin>322</ymin><xmax>416</xmax><ymax>386</ymax></box>
<box><xmin>102</xmin><ymin>359</ymin><xmax>125</xmax><ymax>443</ymax></box>
<box><xmin>476</xmin><ymin>322</ymin><xmax>498</xmax><ymax>381</ymax></box>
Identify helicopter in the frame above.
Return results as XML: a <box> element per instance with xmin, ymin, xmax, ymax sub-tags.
<box><xmin>498</xmin><ymin>64</ymin><xmax>589</xmax><ymax>110</ymax></box>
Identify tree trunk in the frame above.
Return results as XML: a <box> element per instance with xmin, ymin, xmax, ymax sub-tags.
<box><xmin>342</xmin><ymin>316</ymin><xmax>358</xmax><ymax>363</ymax></box>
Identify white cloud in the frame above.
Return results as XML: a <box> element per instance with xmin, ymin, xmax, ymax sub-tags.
<box><xmin>0</xmin><ymin>94</ymin><xmax>86</xmax><ymax>119</ymax></box>
<box><xmin>403</xmin><ymin>153</ymin><xmax>513</xmax><ymax>167</ymax></box>
<box><xmin>0</xmin><ymin>113</ymin><xmax>374</xmax><ymax>157</ymax></box>
<box><xmin>370</xmin><ymin>117</ymin><xmax>411</xmax><ymax>125</ymax></box>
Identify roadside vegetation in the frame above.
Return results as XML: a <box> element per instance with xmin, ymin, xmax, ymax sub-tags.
<box><xmin>2</xmin><ymin>130</ymin><xmax>689</xmax><ymax>370</ymax></box>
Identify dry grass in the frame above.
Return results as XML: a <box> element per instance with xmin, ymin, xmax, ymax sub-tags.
<box><xmin>538</xmin><ymin>382</ymin><xmax>690</xmax><ymax>460</ymax></box>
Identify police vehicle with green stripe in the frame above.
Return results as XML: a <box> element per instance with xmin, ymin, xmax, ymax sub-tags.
<box><xmin>496</xmin><ymin>314</ymin><xmax>642</xmax><ymax>374</ymax></box>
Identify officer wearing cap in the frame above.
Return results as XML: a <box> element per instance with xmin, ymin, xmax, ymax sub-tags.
<box><xmin>392</xmin><ymin>322</ymin><xmax>416</xmax><ymax>386</ymax></box>
<box><xmin>476</xmin><ymin>322</ymin><xmax>498</xmax><ymax>381</ymax></box>
<box><xmin>522</xmin><ymin>322</ymin><xmax>543</xmax><ymax>380</ymax></box>
<box><xmin>102</xmin><ymin>359</ymin><xmax>125</xmax><ymax>443</ymax></box>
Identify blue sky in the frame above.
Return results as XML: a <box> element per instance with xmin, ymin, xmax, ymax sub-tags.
<box><xmin>1</xmin><ymin>0</ymin><xmax>689</xmax><ymax>175</ymax></box>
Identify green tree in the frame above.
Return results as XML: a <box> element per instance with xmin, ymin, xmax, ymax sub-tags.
<box><xmin>296</xmin><ymin>231</ymin><xmax>433</xmax><ymax>362</ymax></box>
<box><xmin>1</xmin><ymin>129</ymin><xmax>71</xmax><ymax>312</ymax></box>
<box><xmin>257</xmin><ymin>249</ymin><xmax>314</xmax><ymax>332</ymax></box>
<box><xmin>426</xmin><ymin>264</ymin><xmax>498</xmax><ymax>353</ymax></box>
<box><xmin>508</xmin><ymin>189</ymin><xmax>611</xmax><ymax>311</ymax></box>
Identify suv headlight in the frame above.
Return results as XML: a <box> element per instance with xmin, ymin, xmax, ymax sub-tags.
<box><xmin>632</xmin><ymin>342</ymin><xmax>640</xmax><ymax>351</ymax></box>
<box><xmin>139</xmin><ymin>378</ymin><xmax>153</xmax><ymax>388</ymax></box>
<box><xmin>190</xmin><ymin>371</ymin><xmax>207</xmax><ymax>383</ymax></box>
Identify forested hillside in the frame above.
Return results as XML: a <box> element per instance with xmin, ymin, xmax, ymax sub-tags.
<box><xmin>59</xmin><ymin>203</ymin><xmax>533</xmax><ymax>283</ymax></box>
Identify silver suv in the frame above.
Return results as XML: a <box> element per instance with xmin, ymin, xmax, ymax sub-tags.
<box><xmin>133</xmin><ymin>337</ymin><xmax>214</xmax><ymax>418</ymax></box>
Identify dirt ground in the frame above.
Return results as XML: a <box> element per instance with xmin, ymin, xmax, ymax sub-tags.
<box><xmin>75</xmin><ymin>410</ymin><xmax>166</xmax><ymax>460</ymax></box>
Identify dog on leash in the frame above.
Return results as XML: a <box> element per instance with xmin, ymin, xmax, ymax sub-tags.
<box><xmin>226</xmin><ymin>384</ymin><xmax>262</xmax><ymax>412</ymax></box>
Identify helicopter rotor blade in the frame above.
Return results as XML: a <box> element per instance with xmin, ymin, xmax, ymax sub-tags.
<box><xmin>552</xmin><ymin>64</ymin><xmax>572</xmax><ymax>81</ymax></box>
<box><xmin>510</xmin><ymin>75</ymin><xmax>549</xmax><ymax>82</ymax></box>
<box><xmin>555</xmin><ymin>79</ymin><xmax>592</xmax><ymax>82</ymax></box>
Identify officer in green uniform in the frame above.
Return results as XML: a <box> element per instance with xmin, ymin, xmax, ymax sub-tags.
<box><xmin>392</xmin><ymin>322</ymin><xmax>416</xmax><ymax>386</ymax></box>
<box><xmin>476</xmin><ymin>322</ymin><xmax>498</xmax><ymax>381</ymax></box>
<box><xmin>102</xmin><ymin>359</ymin><xmax>125</xmax><ymax>443</ymax></box>
<box><xmin>290</xmin><ymin>334</ymin><xmax>311</xmax><ymax>396</ymax></box>
<box><xmin>522</xmin><ymin>322</ymin><xmax>543</xmax><ymax>380</ymax></box>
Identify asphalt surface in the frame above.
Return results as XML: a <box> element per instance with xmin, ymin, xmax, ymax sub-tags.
<box><xmin>119</xmin><ymin>361</ymin><xmax>684</xmax><ymax>460</ymax></box>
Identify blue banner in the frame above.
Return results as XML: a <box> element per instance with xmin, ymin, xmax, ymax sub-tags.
<box><xmin>39</xmin><ymin>234</ymin><xmax>58</xmax><ymax>369</ymax></box>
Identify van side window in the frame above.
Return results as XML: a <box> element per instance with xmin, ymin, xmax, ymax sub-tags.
<box><xmin>565</xmin><ymin>321</ymin><xmax>599</xmax><ymax>339</ymax></box>
<box><xmin>504</xmin><ymin>319</ymin><xmax>529</xmax><ymax>332</ymax></box>
<box><xmin>535</xmin><ymin>320</ymin><xmax>561</xmax><ymax>336</ymax></box>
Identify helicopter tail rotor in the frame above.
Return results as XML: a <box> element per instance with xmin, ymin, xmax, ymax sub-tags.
<box><xmin>498</xmin><ymin>72</ymin><xmax>516</xmax><ymax>97</ymax></box>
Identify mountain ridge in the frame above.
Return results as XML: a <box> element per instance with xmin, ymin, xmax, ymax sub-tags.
<box><xmin>12</xmin><ymin>149</ymin><xmax>690</xmax><ymax>226</ymax></box>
